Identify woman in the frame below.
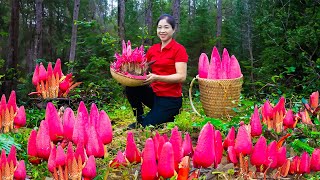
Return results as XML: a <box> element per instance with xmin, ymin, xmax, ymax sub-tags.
<box><xmin>126</xmin><ymin>14</ymin><xmax>188</xmax><ymax>128</ymax></box>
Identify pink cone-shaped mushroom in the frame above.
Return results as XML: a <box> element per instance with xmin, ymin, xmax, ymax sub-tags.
<box><xmin>121</xmin><ymin>40</ymin><xmax>127</xmax><ymax>56</ymax></box>
<box><xmin>14</xmin><ymin>106</ymin><xmax>26</xmax><ymax>128</ymax></box>
<box><xmin>182</xmin><ymin>132</ymin><xmax>193</xmax><ymax>157</ymax></box>
<box><xmin>157</xmin><ymin>135</ymin><xmax>166</xmax><ymax>161</ymax></box>
<box><xmin>47</xmin><ymin>62</ymin><xmax>53</xmax><ymax>79</ymax></box>
<box><xmin>250</xmin><ymin>106</ymin><xmax>262</xmax><ymax>137</ymax></box>
<box><xmin>1</xmin><ymin>94</ymin><xmax>7</xmax><ymax>112</ymax></box>
<box><xmin>193</xmin><ymin>122</ymin><xmax>216</xmax><ymax>168</ymax></box>
<box><xmin>27</xmin><ymin>130</ymin><xmax>40</xmax><ymax>164</ymax></box>
<box><xmin>210</xmin><ymin>46</ymin><xmax>221</xmax><ymax>79</ymax></box>
<box><xmin>228</xmin><ymin>55</ymin><xmax>242</xmax><ymax>78</ymax></box>
<box><xmin>310</xmin><ymin>91</ymin><xmax>319</xmax><ymax>109</ymax></box>
<box><xmin>48</xmin><ymin>146</ymin><xmax>57</xmax><ymax>173</ymax></box>
<box><xmin>86</xmin><ymin>125</ymin><xmax>104</xmax><ymax>158</ymax></box>
<box><xmin>264</xmin><ymin>141</ymin><xmax>278</xmax><ymax>168</ymax></box>
<box><xmin>153</xmin><ymin>131</ymin><xmax>160</xmax><ymax>160</ymax></box>
<box><xmin>63</xmin><ymin>108</ymin><xmax>75</xmax><ymax>141</ymax></box>
<box><xmin>7</xmin><ymin>145</ymin><xmax>17</xmax><ymax>167</ymax></box>
<box><xmin>32</xmin><ymin>64</ymin><xmax>39</xmax><ymax>86</ymax></box>
<box><xmin>126</xmin><ymin>40</ymin><xmax>132</xmax><ymax>57</ymax></box>
<box><xmin>223</xmin><ymin>126</ymin><xmax>235</xmax><ymax>150</ymax></box>
<box><xmin>283</xmin><ymin>109</ymin><xmax>295</xmax><ymax>129</ymax></box>
<box><xmin>299</xmin><ymin>151</ymin><xmax>310</xmax><ymax>174</ymax></box>
<box><xmin>56</xmin><ymin>145</ymin><xmax>66</xmax><ymax>167</ymax></box>
<box><xmin>234</xmin><ymin>125</ymin><xmax>252</xmax><ymax>156</ymax></box>
<box><xmin>158</xmin><ymin>142</ymin><xmax>175</xmax><ymax>179</ymax></box>
<box><xmin>141</xmin><ymin>138</ymin><xmax>157</xmax><ymax>180</ymax></box>
<box><xmin>82</xmin><ymin>155</ymin><xmax>97</xmax><ymax>179</ymax></box>
<box><xmin>89</xmin><ymin>103</ymin><xmax>99</xmax><ymax>128</ymax></box>
<box><xmin>277</xmin><ymin>146</ymin><xmax>287</xmax><ymax>167</ymax></box>
<box><xmin>207</xmin><ymin>57</ymin><xmax>218</xmax><ymax>79</ymax></box>
<box><xmin>39</xmin><ymin>63</ymin><xmax>47</xmax><ymax>82</ymax></box>
<box><xmin>220</xmin><ymin>48</ymin><xmax>230</xmax><ymax>79</ymax></box>
<box><xmin>8</xmin><ymin>90</ymin><xmax>17</xmax><ymax>112</ymax></box>
<box><xmin>169</xmin><ymin>126</ymin><xmax>183</xmax><ymax>171</ymax></box>
<box><xmin>125</xmin><ymin>131</ymin><xmax>141</xmax><ymax>163</ymax></box>
<box><xmin>77</xmin><ymin>101</ymin><xmax>89</xmax><ymax>143</ymax></box>
<box><xmin>310</xmin><ymin>148</ymin><xmax>320</xmax><ymax>171</ymax></box>
<box><xmin>214</xmin><ymin>130</ymin><xmax>223</xmax><ymax>168</ymax></box>
<box><xmin>53</xmin><ymin>58</ymin><xmax>63</xmax><ymax>78</ymax></box>
<box><xmin>289</xmin><ymin>156</ymin><xmax>300</xmax><ymax>174</ymax></box>
<box><xmin>97</xmin><ymin>110</ymin><xmax>113</xmax><ymax>145</ymax></box>
<box><xmin>198</xmin><ymin>53</ymin><xmax>209</xmax><ymax>78</ymax></box>
<box><xmin>45</xmin><ymin>102</ymin><xmax>64</xmax><ymax>142</ymax></box>
<box><xmin>66</xmin><ymin>142</ymin><xmax>75</xmax><ymax>164</ymax></box>
<box><xmin>14</xmin><ymin>160</ymin><xmax>26</xmax><ymax>180</ymax></box>
<box><xmin>227</xmin><ymin>146</ymin><xmax>238</xmax><ymax>164</ymax></box>
<box><xmin>109</xmin><ymin>150</ymin><xmax>128</xmax><ymax>168</ymax></box>
<box><xmin>0</xmin><ymin>149</ymin><xmax>6</xmax><ymax>167</ymax></box>
<box><xmin>211</xmin><ymin>46</ymin><xmax>221</xmax><ymax>63</ymax></box>
<box><xmin>209</xmin><ymin>55</ymin><xmax>220</xmax><ymax>79</ymax></box>
<box><xmin>273</xmin><ymin>97</ymin><xmax>286</xmax><ymax>116</ymax></box>
<box><xmin>72</xmin><ymin>112</ymin><xmax>86</xmax><ymax>145</ymax></box>
<box><xmin>75</xmin><ymin>142</ymin><xmax>86</xmax><ymax>163</ymax></box>
<box><xmin>261</xmin><ymin>100</ymin><xmax>273</xmax><ymax>121</ymax></box>
<box><xmin>36</xmin><ymin>120</ymin><xmax>51</xmax><ymax>160</ymax></box>
<box><xmin>59</xmin><ymin>73</ymin><xmax>72</xmax><ymax>93</ymax></box>
<box><xmin>250</xmin><ymin>136</ymin><xmax>267</xmax><ymax>168</ymax></box>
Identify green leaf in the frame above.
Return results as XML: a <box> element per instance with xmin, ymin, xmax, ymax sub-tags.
<box><xmin>271</xmin><ymin>75</ymin><xmax>280</xmax><ymax>83</ymax></box>
<box><xmin>291</xmin><ymin>139</ymin><xmax>314</xmax><ymax>154</ymax></box>
<box><xmin>311</xmin><ymin>131</ymin><xmax>320</xmax><ymax>138</ymax></box>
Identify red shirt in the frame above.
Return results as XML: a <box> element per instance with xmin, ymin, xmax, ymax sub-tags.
<box><xmin>146</xmin><ymin>39</ymin><xmax>188</xmax><ymax>97</ymax></box>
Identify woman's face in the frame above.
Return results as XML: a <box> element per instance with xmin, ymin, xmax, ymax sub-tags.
<box><xmin>157</xmin><ymin>19</ymin><xmax>175</xmax><ymax>43</ymax></box>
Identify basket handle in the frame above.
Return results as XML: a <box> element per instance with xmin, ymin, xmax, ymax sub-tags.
<box><xmin>189</xmin><ymin>76</ymin><xmax>201</xmax><ymax>116</ymax></box>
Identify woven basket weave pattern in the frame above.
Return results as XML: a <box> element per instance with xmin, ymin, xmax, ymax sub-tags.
<box><xmin>198</xmin><ymin>75</ymin><xmax>243</xmax><ymax>118</ymax></box>
<box><xmin>110</xmin><ymin>68</ymin><xmax>145</xmax><ymax>87</ymax></box>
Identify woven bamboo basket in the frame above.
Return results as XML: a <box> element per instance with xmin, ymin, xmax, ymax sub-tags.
<box><xmin>110</xmin><ymin>68</ymin><xmax>145</xmax><ymax>87</ymax></box>
<box><xmin>189</xmin><ymin>75</ymin><xmax>243</xmax><ymax>118</ymax></box>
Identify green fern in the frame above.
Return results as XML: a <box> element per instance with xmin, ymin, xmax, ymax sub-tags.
<box><xmin>0</xmin><ymin>134</ymin><xmax>21</xmax><ymax>154</ymax></box>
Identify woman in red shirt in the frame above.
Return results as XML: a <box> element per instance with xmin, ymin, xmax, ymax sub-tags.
<box><xmin>126</xmin><ymin>14</ymin><xmax>188</xmax><ymax>128</ymax></box>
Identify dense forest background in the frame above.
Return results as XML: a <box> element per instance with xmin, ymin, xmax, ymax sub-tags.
<box><xmin>0</xmin><ymin>0</ymin><xmax>319</xmax><ymax>105</ymax></box>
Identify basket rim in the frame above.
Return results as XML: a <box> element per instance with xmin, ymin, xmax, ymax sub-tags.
<box><xmin>196</xmin><ymin>74</ymin><xmax>243</xmax><ymax>81</ymax></box>
<box><xmin>110</xmin><ymin>67</ymin><xmax>146</xmax><ymax>81</ymax></box>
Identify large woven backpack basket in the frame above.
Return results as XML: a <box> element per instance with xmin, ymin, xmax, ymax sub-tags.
<box><xmin>189</xmin><ymin>75</ymin><xmax>243</xmax><ymax>118</ymax></box>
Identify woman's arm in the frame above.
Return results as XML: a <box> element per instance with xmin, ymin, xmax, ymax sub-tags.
<box><xmin>144</xmin><ymin>62</ymin><xmax>187</xmax><ymax>84</ymax></box>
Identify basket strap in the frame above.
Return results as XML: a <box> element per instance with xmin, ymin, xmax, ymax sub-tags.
<box><xmin>219</xmin><ymin>81</ymin><xmax>232</xmax><ymax>99</ymax></box>
<box><xmin>189</xmin><ymin>77</ymin><xmax>201</xmax><ymax>116</ymax></box>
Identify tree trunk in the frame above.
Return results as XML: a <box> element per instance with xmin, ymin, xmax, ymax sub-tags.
<box><xmin>216</xmin><ymin>0</ymin><xmax>222</xmax><ymax>51</ymax></box>
<box><xmin>4</xmin><ymin>0</ymin><xmax>20</xmax><ymax>96</ymax></box>
<box><xmin>243</xmin><ymin>0</ymin><xmax>256</xmax><ymax>93</ymax></box>
<box><xmin>193</xmin><ymin>0</ymin><xmax>196</xmax><ymax>18</ymax></box>
<box><xmin>188</xmin><ymin>0</ymin><xmax>191</xmax><ymax>27</ymax></box>
<box><xmin>145</xmin><ymin>0</ymin><xmax>152</xmax><ymax>46</ymax></box>
<box><xmin>118</xmin><ymin>0</ymin><xmax>125</xmax><ymax>41</ymax></box>
<box><xmin>188</xmin><ymin>0</ymin><xmax>195</xmax><ymax>29</ymax></box>
<box><xmin>32</xmin><ymin>0</ymin><xmax>43</xmax><ymax>73</ymax></box>
<box><xmin>160</xmin><ymin>0</ymin><xmax>163</xmax><ymax>14</ymax></box>
<box><xmin>172</xmin><ymin>0</ymin><xmax>181</xmax><ymax>35</ymax></box>
<box><xmin>69</xmin><ymin>0</ymin><xmax>80</xmax><ymax>72</ymax></box>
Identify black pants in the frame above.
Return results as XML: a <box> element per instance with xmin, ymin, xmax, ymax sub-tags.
<box><xmin>125</xmin><ymin>86</ymin><xmax>182</xmax><ymax>127</ymax></box>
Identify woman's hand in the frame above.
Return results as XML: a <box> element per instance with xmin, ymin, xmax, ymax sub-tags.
<box><xmin>143</xmin><ymin>62</ymin><xmax>187</xmax><ymax>85</ymax></box>
<box><xmin>144</xmin><ymin>73</ymin><xmax>158</xmax><ymax>85</ymax></box>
